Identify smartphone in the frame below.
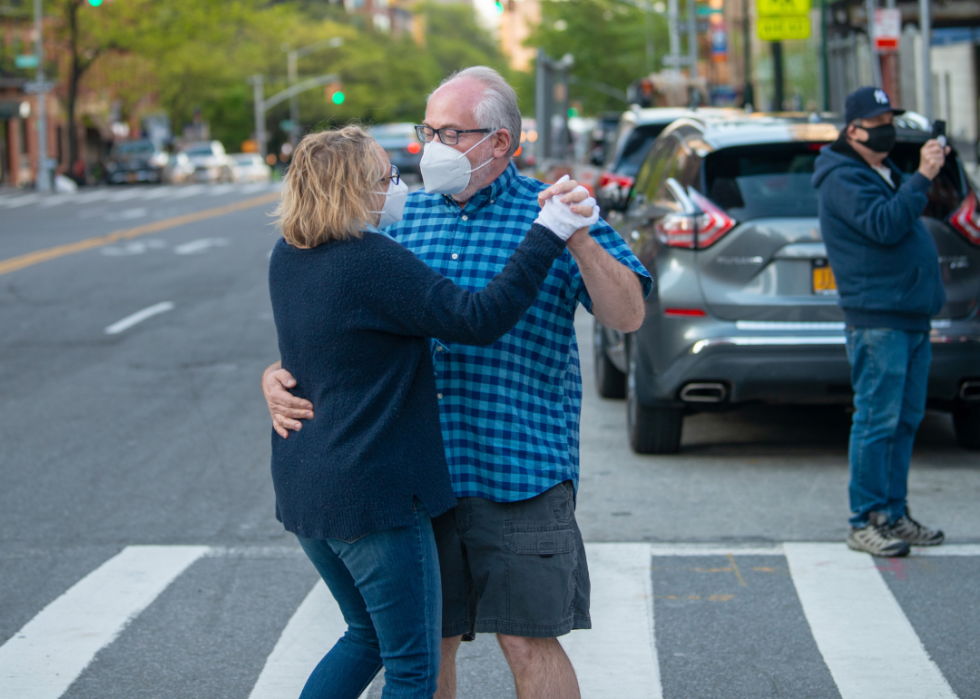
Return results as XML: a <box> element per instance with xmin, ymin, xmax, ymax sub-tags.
<box><xmin>931</xmin><ymin>119</ymin><xmax>947</xmax><ymax>147</ymax></box>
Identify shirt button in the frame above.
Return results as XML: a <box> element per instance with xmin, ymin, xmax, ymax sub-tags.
<box><xmin>437</xmin><ymin>393</ymin><xmax>443</xmax><ymax>400</ymax></box>
<box><xmin>451</xmin><ymin>253</ymin><xmax>458</xmax><ymax>260</ymax></box>
<box><xmin>436</xmin><ymin>346</ymin><xmax>443</xmax><ymax>352</ymax></box>
<box><xmin>490</xmin><ymin>199</ymin><xmax>495</xmax><ymax>204</ymax></box>
<box><xmin>461</xmin><ymin>215</ymin><xmax>468</xmax><ymax>221</ymax></box>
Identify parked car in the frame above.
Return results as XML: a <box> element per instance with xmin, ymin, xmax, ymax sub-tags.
<box><xmin>514</xmin><ymin>118</ymin><xmax>537</xmax><ymax>169</ymax></box>
<box><xmin>589</xmin><ymin>111</ymin><xmax>626</xmax><ymax>166</ymax></box>
<box><xmin>162</xmin><ymin>152</ymin><xmax>195</xmax><ymax>184</ymax></box>
<box><xmin>105</xmin><ymin>139</ymin><xmax>168</xmax><ymax>184</ymax></box>
<box><xmin>596</xmin><ymin>107</ymin><xmax>738</xmax><ymax>215</ymax></box>
<box><xmin>594</xmin><ymin>112</ymin><xmax>980</xmax><ymax>453</ymax></box>
<box><xmin>229</xmin><ymin>153</ymin><xmax>272</xmax><ymax>183</ymax></box>
<box><xmin>181</xmin><ymin>140</ymin><xmax>233</xmax><ymax>183</ymax></box>
<box><xmin>369</xmin><ymin>123</ymin><xmax>423</xmax><ymax>176</ymax></box>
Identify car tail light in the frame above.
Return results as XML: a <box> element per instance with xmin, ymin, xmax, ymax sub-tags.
<box><xmin>949</xmin><ymin>189</ymin><xmax>980</xmax><ymax>246</ymax></box>
<box><xmin>655</xmin><ymin>214</ymin><xmax>696</xmax><ymax>248</ymax></box>
<box><xmin>406</xmin><ymin>142</ymin><xmax>421</xmax><ymax>155</ymax></box>
<box><xmin>689</xmin><ymin>190</ymin><xmax>737</xmax><ymax>248</ymax></box>
<box><xmin>597</xmin><ymin>171</ymin><xmax>635</xmax><ymax>198</ymax></box>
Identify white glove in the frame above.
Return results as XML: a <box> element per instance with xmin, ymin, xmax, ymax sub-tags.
<box><xmin>534</xmin><ymin>176</ymin><xmax>601</xmax><ymax>241</ymax></box>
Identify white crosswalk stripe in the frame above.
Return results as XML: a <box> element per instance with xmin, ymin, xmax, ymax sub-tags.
<box><xmin>0</xmin><ymin>183</ymin><xmax>280</xmax><ymax>209</ymax></box>
<box><xmin>0</xmin><ymin>545</ymin><xmax>208</xmax><ymax>699</ymax></box>
<box><xmin>1</xmin><ymin>542</ymin><xmax>972</xmax><ymax>699</ymax></box>
<box><xmin>785</xmin><ymin>543</ymin><xmax>958</xmax><ymax>699</ymax></box>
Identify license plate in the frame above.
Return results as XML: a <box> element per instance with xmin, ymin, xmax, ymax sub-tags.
<box><xmin>812</xmin><ymin>260</ymin><xmax>837</xmax><ymax>295</ymax></box>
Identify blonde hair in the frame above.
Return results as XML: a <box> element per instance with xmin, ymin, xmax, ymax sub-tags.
<box><xmin>275</xmin><ymin>126</ymin><xmax>386</xmax><ymax>247</ymax></box>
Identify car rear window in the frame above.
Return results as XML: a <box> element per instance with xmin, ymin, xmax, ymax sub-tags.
<box><xmin>615</xmin><ymin>124</ymin><xmax>669</xmax><ymax>177</ymax></box>
<box><xmin>704</xmin><ymin>141</ymin><xmax>966</xmax><ymax>222</ymax></box>
<box><xmin>112</xmin><ymin>141</ymin><xmax>154</xmax><ymax>156</ymax></box>
<box><xmin>703</xmin><ymin>143</ymin><xmax>822</xmax><ymax>220</ymax></box>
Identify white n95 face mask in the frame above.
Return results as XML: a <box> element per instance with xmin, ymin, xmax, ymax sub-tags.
<box><xmin>371</xmin><ymin>179</ymin><xmax>409</xmax><ymax>228</ymax></box>
<box><xmin>419</xmin><ymin>133</ymin><xmax>495</xmax><ymax>195</ymax></box>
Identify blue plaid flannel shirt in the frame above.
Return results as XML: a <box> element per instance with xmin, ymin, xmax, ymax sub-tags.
<box><xmin>387</xmin><ymin>162</ymin><xmax>652</xmax><ymax>502</ymax></box>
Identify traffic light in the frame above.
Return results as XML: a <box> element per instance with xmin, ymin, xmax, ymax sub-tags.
<box><xmin>494</xmin><ymin>0</ymin><xmax>504</xmax><ymax>14</ymax></box>
<box><xmin>325</xmin><ymin>82</ymin><xmax>345</xmax><ymax>106</ymax></box>
<box><xmin>88</xmin><ymin>0</ymin><xmax>104</xmax><ymax>6</ymax></box>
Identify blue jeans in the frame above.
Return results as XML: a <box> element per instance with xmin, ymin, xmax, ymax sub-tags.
<box><xmin>296</xmin><ymin>503</ymin><xmax>442</xmax><ymax>699</ymax></box>
<box><xmin>845</xmin><ymin>328</ymin><xmax>931</xmax><ymax>527</ymax></box>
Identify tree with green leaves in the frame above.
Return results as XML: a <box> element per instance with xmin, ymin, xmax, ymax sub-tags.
<box><xmin>528</xmin><ymin>0</ymin><xmax>670</xmax><ymax>114</ymax></box>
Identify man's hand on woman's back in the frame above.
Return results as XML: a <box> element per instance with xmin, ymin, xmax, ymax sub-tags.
<box><xmin>262</xmin><ymin>361</ymin><xmax>312</xmax><ymax>438</ymax></box>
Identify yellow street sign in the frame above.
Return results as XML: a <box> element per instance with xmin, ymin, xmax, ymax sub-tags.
<box><xmin>757</xmin><ymin>0</ymin><xmax>811</xmax><ymax>16</ymax></box>
<box><xmin>757</xmin><ymin>15</ymin><xmax>811</xmax><ymax>41</ymax></box>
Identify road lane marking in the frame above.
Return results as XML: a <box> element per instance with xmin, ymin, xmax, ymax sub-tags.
<box><xmin>106</xmin><ymin>188</ymin><xmax>148</xmax><ymax>202</ymax></box>
<box><xmin>561</xmin><ymin>543</ymin><xmax>662</xmax><ymax>699</ymax></box>
<box><xmin>174</xmin><ymin>237</ymin><xmax>228</xmax><ymax>255</ymax></box>
<box><xmin>0</xmin><ymin>191</ymin><xmax>280</xmax><ymax>277</ymax></box>
<box><xmin>0</xmin><ymin>545</ymin><xmax>207</xmax><ymax>699</ymax></box>
<box><xmin>105</xmin><ymin>301</ymin><xmax>175</xmax><ymax>334</ymax></box>
<box><xmin>0</xmin><ymin>193</ymin><xmax>42</xmax><ymax>208</ymax></box>
<box><xmin>248</xmin><ymin>580</ymin><xmax>377</xmax><ymax>699</ymax></box>
<box><xmin>168</xmin><ymin>184</ymin><xmax>208</xmax><ymax>199</ymax></box>
<box><xmin>784</xmin><ymin>543</ymin><xmax>957</xmax><ymax>699</ymax></box>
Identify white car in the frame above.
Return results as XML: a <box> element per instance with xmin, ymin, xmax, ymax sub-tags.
<box><xmin>181</xmin><ymin>141</ymin><xmax>233</xmax><ymax>183</ymax></box>
<box><xmin>229</xmin><ymin>153</ymin><xmax>272</xmax><ymax>183</ymax></box>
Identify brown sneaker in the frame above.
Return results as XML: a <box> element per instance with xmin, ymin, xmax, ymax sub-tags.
<box><xmin>847</xmin><ymin>512</ymin><xmax>911</xmax><ymax>557</ymax></box>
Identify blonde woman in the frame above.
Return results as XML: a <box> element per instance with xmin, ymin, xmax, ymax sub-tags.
<box><xmin>267</xmin><ymin>126</ymin><xmax>597</xmax><ymax>699</ymax></box>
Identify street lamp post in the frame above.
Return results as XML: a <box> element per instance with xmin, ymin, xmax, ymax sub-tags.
<box><xmin>283</xmin><ymin>37</ymin><xmax>344</xmax><ymax>146</ymax></box>
<box><xmin>33</xmin><ymin>0</ymin><xmax>50</xmax><ymax>192</ymax></box>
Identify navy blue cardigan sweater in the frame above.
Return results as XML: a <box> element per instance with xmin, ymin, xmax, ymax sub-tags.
<box><xmin>268</xmin><ymin>223</ymin><xmax>566</xmax><ymax>540</ymax></box>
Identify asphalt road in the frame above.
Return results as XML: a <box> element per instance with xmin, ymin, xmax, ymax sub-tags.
<box><xmin>1</xmin><ymin>184</ymin><xmax>978</xmax><ymax>699</ymax></box>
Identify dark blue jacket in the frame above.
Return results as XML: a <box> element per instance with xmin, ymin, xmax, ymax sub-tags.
<box><xmin>268</xmin><ymin>224</ymin><xmax>566</xmax><ymax>541</ymax></box>
<box><xmin>812</xmin><ymin>142</ymin><xmax>946</xmax><ymax>331</ymax></box>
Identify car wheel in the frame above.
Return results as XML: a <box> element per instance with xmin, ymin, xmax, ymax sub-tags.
<box><xmin>952</xmin><ymin>405</ymin><xmax>980</xmax><ymax>449</ymax></box>
<box><xmin>626</xmin><ymin>338</ymin><xmax>683</xmax><ymax>454</ymax></box>
<box><xmin>594</xmin><ymin>321</ymin><xmax>626</xmax><ymax>399</ymax></box>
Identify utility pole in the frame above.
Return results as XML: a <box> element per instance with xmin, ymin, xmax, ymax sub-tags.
<box><xmin>772</xmin><ymin>41</ymin><xmax>784</xmax><ymax>110</ymax></box>
<box><xmin>821</xmin><ymin>0</ymin><xmax>830</xmax><ymax>110</ymax></box>
<box><xmin>919</xmin><ymin>0</ymin><xmax>932</xmax><ymax>120</ymax></box>
<box><xmin>668</xmin><ymin>0</ymin><xmax>681</xmax><ymax>75</ymax></box>
<box><xmin>686</xmin><ymin>0</ymin><xmax>698</xmax><ymax>81</ymax></box>
<box><xmin>33</xmin><ymin>0</ymin><xmax>50</xmax><ymax>192</ymax></box>
<box><xmin>865</xmin><ymin>0</ymin><xmax>882</xmax><ymax>87</ymax></box>
<box><xmin>743</xmin><ymin>0</ymin><xmax>754</xmax><ymax>108</ymax></box>
<box><xmin>250</xmin><ymin>75</ymin><xmax>267</xmax><ymax>159</ymax></box>
<box><xmin>282</xmin><ymin>37</ymin><xmax>344</xmax><ymax>147</ymax></box>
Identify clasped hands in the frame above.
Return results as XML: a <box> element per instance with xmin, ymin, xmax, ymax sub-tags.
<box><xmin>534</xmin><ymin>175</ymin><xmax>600</xmax><ymax>242</ymax></box>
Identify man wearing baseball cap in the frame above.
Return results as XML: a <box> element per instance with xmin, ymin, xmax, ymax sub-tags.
<box><xmin>812</xmin><ymin>86</ymin><xmax>950</xmax><ymax>557</ymax></box>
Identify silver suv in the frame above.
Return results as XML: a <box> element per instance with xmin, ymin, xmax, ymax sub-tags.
<box><xmin>596</xmin><ymin>112</ymin><xmax>980</xmax><ymax>453</ymax></box>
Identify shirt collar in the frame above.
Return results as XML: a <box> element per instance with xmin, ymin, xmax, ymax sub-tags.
<box><xmin>443</xmin><ymin>161</ymin><xmax>518</xmax><ymax>212</ymax></box>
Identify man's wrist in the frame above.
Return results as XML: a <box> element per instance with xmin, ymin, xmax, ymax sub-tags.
<box><xmin>566</xmin><ymin>228</ymin><xmax>596</xmax><ymax>255</ymax></box>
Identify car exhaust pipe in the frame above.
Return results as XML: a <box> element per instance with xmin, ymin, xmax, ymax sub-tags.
<box><xmin>960</xmin><ymin>381</ymin><xmax>980</xmax><ymax>401</ymax></box>
<box><xmin>679</xmin><ymin>382</ymin><xmax>728</xmax><ymax>403</ymax></box>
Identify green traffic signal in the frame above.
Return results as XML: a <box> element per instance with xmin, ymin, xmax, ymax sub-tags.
<box><xmin>88</xmin><ymin>0</ymin><xmax>103</xmax><ymax>5</ymax></box>
<box><xmin>494</xmin><ymin>1</ymin><xmax>504</xmax><ymax>14</ymax></box>
<box><xmin>567</xmin><ymin>107</ymin><xmax>579</xmax><ymax>118</ymax></box>
<box><xmin>332</xmin><ymin>92</ymin><xmax>345</xmax><ymax>105</ymax></box>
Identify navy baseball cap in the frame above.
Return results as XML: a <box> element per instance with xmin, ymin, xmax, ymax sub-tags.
<box><xmin>845</xmin><ymin>86</ymin><xmax>905</xmax><ymax>123</ymax></box>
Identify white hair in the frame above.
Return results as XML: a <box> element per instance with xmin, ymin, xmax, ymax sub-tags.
<box><xmin>429</xmin><ymin>66</ymin><xmax>522</xmax><ymax>158</ymax></box>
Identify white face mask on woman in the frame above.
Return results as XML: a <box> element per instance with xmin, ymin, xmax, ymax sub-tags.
<box><xmin>419</xmin><ymin>133</ymin><xmax>495</xmax><ymax>195</ymax></box>
<box><xmin>371</xmin><ymin>179</ymin><xmax>409</xmax><ymax>228</ymax></box>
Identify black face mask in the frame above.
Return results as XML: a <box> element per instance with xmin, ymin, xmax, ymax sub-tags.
<box><xmin>859</xmin><ymin>124</ymin><xmax>896</xmax><ymax>154</ymax></box>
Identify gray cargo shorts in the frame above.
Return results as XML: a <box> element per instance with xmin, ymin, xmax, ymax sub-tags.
<box><xmin>432</xmin><ymin>480</ymin><xmax>591</xmax><ymax>639</ymax></box>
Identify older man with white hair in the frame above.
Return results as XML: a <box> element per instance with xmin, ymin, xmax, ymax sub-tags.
<box><xmin>263</xmin><ymin>66</ymin><xmax>651</xmax><ymax>698</ymax></box>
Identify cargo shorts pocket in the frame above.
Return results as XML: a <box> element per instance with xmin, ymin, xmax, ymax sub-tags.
<box><xmin>504</xmin><ymin>528</ymin><xmax>576</xmax><ymax>555</ymax></box>
<box><xmin>501</xmin><ymin>525</ymin><xmax>578</xmax><ymax>628</ymax></box>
